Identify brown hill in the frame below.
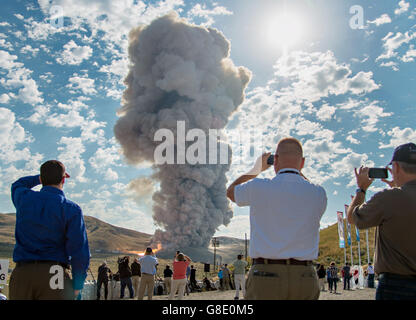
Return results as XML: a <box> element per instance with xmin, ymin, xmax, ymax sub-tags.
<box><xmin>0</xmin><ymin>213</ymin><xmax>375</xmax><ymax>265</ymax></box>
<box><xmin>0</xmin><ymin>213</ymin><xmax>152</xmax><ymax>255</ymax></box>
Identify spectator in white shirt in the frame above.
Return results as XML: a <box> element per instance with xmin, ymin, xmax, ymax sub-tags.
<box><xmin>227</xmin><ymin>137</ymin><xmax>327</xmax><ymax>300</ymax></box>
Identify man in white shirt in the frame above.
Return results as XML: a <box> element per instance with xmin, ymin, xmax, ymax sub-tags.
<box><xmin>367</xmin><ymin>262</ymin><xmax>375</xmax><ymax>288</ymax></box>
<box><xmin>227</xmin><ymin>137</ymin><xmax>327</xmax><ymax>300</ymax></box>
<box><xmin>137</xmin><ymin>247</ymin><xmax>158</xmax><ymax>300</ymax></box>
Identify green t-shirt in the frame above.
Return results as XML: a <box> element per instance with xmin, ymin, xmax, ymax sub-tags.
<box><xmin>232</xmin><ymin>259</ymin><xmax>248</xmax><ymax>275</ymax></box>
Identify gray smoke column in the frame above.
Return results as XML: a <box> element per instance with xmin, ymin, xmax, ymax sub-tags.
<box><xmin>114</xmin><ymin>12</ymin><xmax>251</xmax><ymax>249</ymax></box>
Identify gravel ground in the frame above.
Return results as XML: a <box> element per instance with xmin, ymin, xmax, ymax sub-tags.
<box><xmin>151</xmin><ymin>287</ymin><xmax>376</xmax><ymax>300</ymax></box>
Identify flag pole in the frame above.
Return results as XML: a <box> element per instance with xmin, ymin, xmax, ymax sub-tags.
<box><xmin>366</xmin><ymin>229</ymin><xmax>370</xmax><ymax>264</ymax></box>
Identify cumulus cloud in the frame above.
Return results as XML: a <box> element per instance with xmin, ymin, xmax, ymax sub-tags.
<box><xmin>380</xmin><ymin>127</ymin><xmax>416</xmax><ymax>148</ymax></box>
<box><xmin>0</xmin><ymin>107</ymin><xmax>31</xmax><ymax>163</ymax></box>
<box><xmin>367</xmin><ymin>14</ymin><xmax>392</xmax><ymax>26</ymax></box>
<box><xmin>376</xmin><ymin>31</ymin><xmax>416</xmax><ymax>61</ymax></box>
<box><xmin>272</xmin><ymin>51</ymin><xmax>379</xmax><ymax>103</ymax></box>
<box><xmin>114</xmin><ymin>13</ymin><xmax>251</xmax><ymax>249</ymax></box>
<box><xmin>187</xmin><ymin>3</ymin><xmax>233</xmax><ymax>27</ymax></box>
<box><xmin>57</xmin><ymin>136</ymin><xmax>87</xmax><ymax>182</ymax></box>
<box><xmin>0</xmin><ymin>50</ymin><xmax>43</xmax><ymax>106</ymax></box>
<box><xmin>56</xmin><ymin>40</ymin><xmax>93</xmax><ymax>65</ymax></box>
<box><xmin>394</xmin><ymin>0</ymin><xmax>410</xmax><ymax>16</ymax></box>
<box><xmin>66</xmin><ymin>73</ymin><xmax>97</xmax><ymax>95</ymax></box>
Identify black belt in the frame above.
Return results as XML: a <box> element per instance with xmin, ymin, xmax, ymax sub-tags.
<box><xmin>379</xmin><ymin>272</ymin><xmax>416</xmax><ymax>280</ymax></box>
<box><xmin>16</xmin><ymin>260</ymin><xmax>70</xmax><ymax>269</ymax></box>
<box><xmin>253</xmin><ymin>258</ymin><xmax>312</xmax><ymax>266</ymax></box>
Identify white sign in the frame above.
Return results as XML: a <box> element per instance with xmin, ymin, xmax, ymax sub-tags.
<box><xmin>0</xmin><ymin>259</ymin><xmax>9</xmax><ymax>285</ymax></box>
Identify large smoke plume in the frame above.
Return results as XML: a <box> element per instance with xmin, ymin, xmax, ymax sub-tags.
<box><xmin>114</xmin><ymin>12</ymin><xmax>251</xmax><ymax>249</ymax></box>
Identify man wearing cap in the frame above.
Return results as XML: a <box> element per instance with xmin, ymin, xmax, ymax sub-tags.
<box><xmin>227</xmin><ymin>137</ymin><xmax>327</xmax><ymax>300</ymax></box>
<box><xmin>137</xmin><ymin>247</ymin><xmax>158</xmax><ymax>300</ymax></box>
<box><xmin>347</xmin><ymin>143</ymin><xmax>416</xmax><ymax>300</ymax></box>
<box><xmin>9</xmin><ymin>160</ymin><xmax>90</xmax><ymax>300</ymax></box>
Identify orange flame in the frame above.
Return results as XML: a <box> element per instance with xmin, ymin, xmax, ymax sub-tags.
<box><xmin>127</xmin><ymin>243</ymin><xmax>163</xmax><ymax>256</ymax></box>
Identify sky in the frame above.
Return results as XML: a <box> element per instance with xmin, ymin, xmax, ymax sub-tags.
<box><xmin>0</xmin><ymin>0</ymin><xmax>415</xmax><ymax>240</ymax></box>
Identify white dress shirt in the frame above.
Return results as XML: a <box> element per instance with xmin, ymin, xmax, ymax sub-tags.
<box><xmin>234</xmin><ymin>168</ymin><xmax>327</xmax><ymax>261</ymax></box>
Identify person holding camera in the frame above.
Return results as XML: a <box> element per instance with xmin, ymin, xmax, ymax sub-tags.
<box><xmin>118</xmin><ymin>256</ymin><xmax>134</xmax><ymax>299</ymax></box>
<box><xmin>137</xmin><ymin>247</ymin><xmax>158</xmax><ymax>300</ymax></box>
<box><xmin>169</xmin><ymin>252</ymin><xmax>192</xmax><ymax>300</ymax></box>
<box><xmin>9</xmin><ymin>160</ymin><xmax>90</xmax><ymax>300</ymax></box>
<box><xmin>227</xmin><ymin>137</ymin><xmax>327</xmax><ymax>300</ymax></box>
<box><xmin>347</xmin><ymin>142</ymin><xmax>416</xmax><ymax>300</ymax></box>
<box><xmin>97</xmin><ymin>261</ymin><xmax>112</xmax><ymax>300</ymax></box>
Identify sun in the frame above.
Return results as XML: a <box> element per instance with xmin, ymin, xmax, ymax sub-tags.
<box><xmin>263</xmin><ymin>11</ymin><xmax>305</xmax><ymax>51</ymax></box>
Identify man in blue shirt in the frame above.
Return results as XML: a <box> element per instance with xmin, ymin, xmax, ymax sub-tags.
<box><xmin>9</xmin><ymin>160</ymin><xmax>90</xmax><ymax>300</ymax></box>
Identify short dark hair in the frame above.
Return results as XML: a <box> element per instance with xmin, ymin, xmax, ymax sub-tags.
<box><xmin>40</xmin><ymin>160</ymin><xmax>66</xmax><ymax>186</ymax></box>
<box><xmin>397</xmin><ymin>161</ymin><xmax>416</xmax><ymax>174</ymax></box>
<box><xmin>146</xmin><ymin>247</ymin><xmax>153</xmax><ymax>253</ymax></box>
<box><xmin>237</xmin><ymin>254</ymin><xmax>242</xmax><ymax>260</ymax></box>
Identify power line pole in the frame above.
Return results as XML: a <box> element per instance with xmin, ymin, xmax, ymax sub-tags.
<box><xmin>212</xmin><ymin>237</ymin><xmax>220</xmax><ymax>272</ymax></box>
<box><xmin>245</xmin><ymin>233</ymin><xmax>248</xmax><ymax>261</ymax></box>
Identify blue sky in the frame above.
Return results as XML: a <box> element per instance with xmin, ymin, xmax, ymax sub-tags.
<box><xmin>0</xmin><ymin>0</ymin><xmax>415</xmax><ymax>239</ymax></box>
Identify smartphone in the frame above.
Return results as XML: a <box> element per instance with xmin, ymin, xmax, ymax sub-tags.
<box><xmin>368</xmin><ymin>168</ymin><xmax>388</xmax><ymax>179</ymax></box>
<box><xmin>267</xmin><ymin>154</ymin><xmax>274</xmax><ymax>165</ymax></box>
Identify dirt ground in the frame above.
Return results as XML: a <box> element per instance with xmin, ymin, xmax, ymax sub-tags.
<box><xmin>150</xmin><ymin>287</ymin><xmax>376</xmax><ymax>300</ymax></box>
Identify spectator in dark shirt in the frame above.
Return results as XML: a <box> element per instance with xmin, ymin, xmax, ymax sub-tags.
<box><xmin>190</xmin><ymin>265</ymin><xmax>197</xmax><ymax>291</ymax></box>
<box><xmin>9</xmin><ymin>160</ymin><xmax>90</xmax><ymax>300</ymax></box>
<box><xmin>97</xmin><ymin>261</ymin><xmax>112</xmax><ymax>300</ymax></box>
<box><xmin>342</xmin><ymin>263</ymin><xmax>351</xmax><ymax>290</ymax></box>
<box><xmin>131</xmin><ymin>258</ymin><xmax>141</xmax><ymax>299</ymax></box>
<box><xmin>163</xmin><ymin>265</ymin><xmax>173</xmax><ymax>295</ymax></box>
<box><xmin>317</xmin><ymin>264</ymin><xmax>326</xmax><ymax>292</ymax></box>
<box><xmin>118</xmin><ymin>256</ymin><xmax>134</xmax><ymax>299</ymax></box>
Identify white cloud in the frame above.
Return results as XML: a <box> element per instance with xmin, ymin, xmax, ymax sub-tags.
<box><xmin>358</xmin><ymin>102</ymin><xmax>393</xmax><ymax>132</ymax></box>
<box><xmin>89</xmin><ymin>145</ymin><xmax>121</xmax><ymax>170</ymax></box>
<box><xmin>367</xmin><ymin>14</ymin><xmax>392</xmax><ymax>26</ymax></box>
<box><xmin>215</xmin><ymin>214</ymin><xmax>249</xmax><ymax>239</ymax></box>
<box><xmin>376</xmin><ymin>31</ymin><xmax>416</xmax><ymax>61</ymax></box>
<box><xmin>401</xmin><ymin>45</ymin><xmax>416</xmax><ymax>62</ymax></box>
<box><xmin>56</xmin><ymin>40</ymin><xmax>93</xmax><ymax>65</ymax></box>
<box><xmin>316</xmin><ymin>104</ymin><xmax>336</xmax><ymax>121</ymax></box>
<box><xmin>380</xmin><ymin>127</ymin><xmax>416</xmax><ymax>148</ymax></box>
<box><xmin>57</xmin><ymin>136</ymin><xmax>87</xmax><ymax>182</ymax></box>
<box><xmin>0</xmin><ymin>93</ymin><xmax>10</xmax><ymax>104</ymax></box>
<box><xmin>0</xmin><ymin>50</ymin><xmax>43</xmax><ymax>106</ymax></box>
<box><xmin>20</xmin><ymin>44</ymin><xmax>40</xmax><ymax>57</ymax></box>
<box><xmin>187</xmin><ymin>3</ymin><xmax>233</xmax><ymax>27</ymax></box>
<box><xmin>104</xmin><ymin>168</ymin><xmax>118</xmax><ymax>181</ymax></box>
<box><xmin>0</xmin><ymin>107</ymin><xmax>31</xmax><ymax>163</ymax></box>
<box><xmin>395</xmin><ymin>1</ymin><xmax>410</xmax><ymax>16</ymax></box>
<box><xmin>66</xmin><ymin>73</ymin><xmax>97</xmax><ymax>95</ymax></box>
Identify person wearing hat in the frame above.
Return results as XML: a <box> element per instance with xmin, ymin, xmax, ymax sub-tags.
<box><xmin>9</xmin><ymin>160</ymin><xmax>90</xmax><ymax>300</ymax></box>
<box><xmin>137</xmin><ymin>247</ymin><xmax>158</xmax><ymax>300</ymax></box>
<box><xmin>347</xmin><ymin>143</ymin><xmax>416</xmax><ymax>300</ymax></box>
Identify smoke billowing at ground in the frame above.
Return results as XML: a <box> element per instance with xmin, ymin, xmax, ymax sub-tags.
<box><xmin>114</xmin><ymin>12</ymin><xmax>251</xmax><ymax>249</ymax></box>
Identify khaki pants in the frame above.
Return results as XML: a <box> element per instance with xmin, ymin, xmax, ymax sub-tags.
<box><xmin>131</xmin><ymin>275</ymin><xmax>141</xmax><ymax>298</ymax></box>
<box><xmin>169</xmin><ymin>278</ymin><xmax>187</xmax><ymax>300</ymax></box>
<box><xmin>137</xmin><ymin>273</ymin><xmax>155</xmax><ymax>300</ymax></box>
<box><xmin>223</xmin><ymin>276</ymin><xmax>231</xmax><ymax>290</ymax></box>
<box><xmin>9</xmin><ymin>262</ymin><xmax>74</xmax><ymax>300</ymax></box>
<box><xmin>164</xmin><ymin>277</ymin><xmax>172</xmax><ymax>294</ymax></box>
<box><xmin>319</xmin><ymin>278</ymin><xmax>325</xmax><ymax>291</ymax></box>
<box><xmin>234</xmin><ymin>274</ymin><xmax>246</xmax><ymax>298</ymax></box>
<box><xmin>245</xmin><ymin>263</ymin><xmax>319</xmax><ymax>300</ymax></box>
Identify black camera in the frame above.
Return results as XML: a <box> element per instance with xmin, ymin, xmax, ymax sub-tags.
<box><xmin>267</xmin><ymin>154</ymin><xmax>274</xmax><ymax>165</ymax></box>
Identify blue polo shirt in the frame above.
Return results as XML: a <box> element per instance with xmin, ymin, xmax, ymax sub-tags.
<box><xmin>11</xmin><ymin>175</ymin><xmax>90</xmax><ymax>290</ymax></box>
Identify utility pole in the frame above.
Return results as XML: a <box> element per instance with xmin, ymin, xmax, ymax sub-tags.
<box><xmin>212</xmin><ymin>237</ymin><xmax>220</xmax><ymax>272</ymax></box>
<box><xmin>245</xmin><ymin>233</ymin><xmax>248</xmax><ymax>261</ymax></box>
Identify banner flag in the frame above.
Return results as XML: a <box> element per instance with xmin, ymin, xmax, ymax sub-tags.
<box><xmin>337</xmin><ymin>211</ymin><xmax>345</xmax><ymax>248</ymax></box>
<box><xmin>356</xmin><ymin>225</ymin><xmax>360</xmax><ymax>241</ymax></box>
<box><xmin>345</xmin><ymin>204</ymin><xmax>352</xmax><ymax>246</ymax></box>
